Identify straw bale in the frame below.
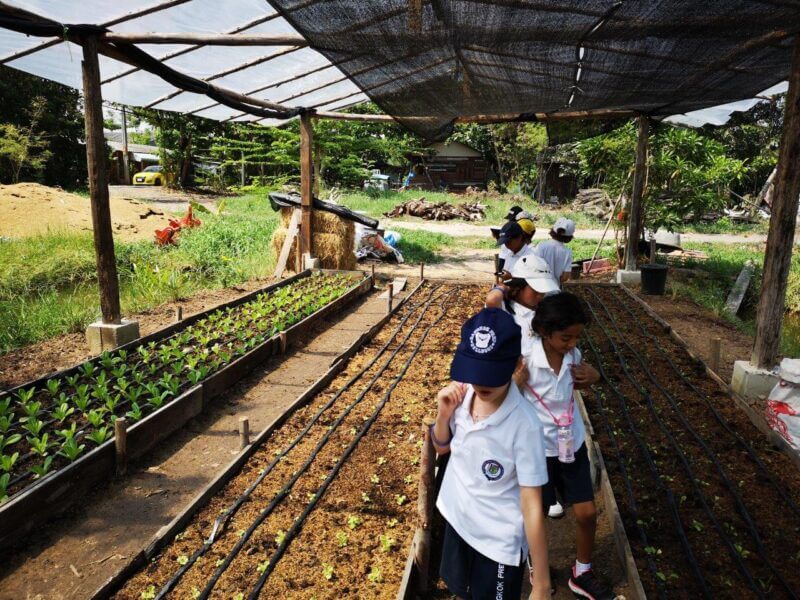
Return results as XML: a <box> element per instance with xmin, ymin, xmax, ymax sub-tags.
<box><xmin>270</xmin><ymin>218</ymin><xmax>356</xmax><ymax>272</ymax></box>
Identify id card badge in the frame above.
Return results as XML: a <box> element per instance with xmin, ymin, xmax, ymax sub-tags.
<box><xmin>557</xmin><ymin>424</ymin><xmax>575</xmax><ymax>463</ymax></box>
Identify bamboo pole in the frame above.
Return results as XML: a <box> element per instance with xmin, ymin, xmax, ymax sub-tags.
<box><xmin>82</xmin><ymin>36</ymin><xmax>122</xmax><ymax>324</ymax></box>
<box><xmin>102</xmin><ymin>32</ymin><xmax>309</xmax><ymax>46</ymax></box>
<box><xmin>586</xmin><ymin>182</ymin><xmax>628</xmax><ymax>274</ymax></box>
<box><xmin>624</xmin><ymin>116</ymin><xmax>650</xmax><ymax>272</ymax></box>
<box><xmin>752</xmin><ymin>35</ymin><xmax>800</xmax><ymax>368</ymax></box>
<box><xmin>299</xmin><ymin>113</ymin><xmax>314</xmax><ymax>263</ymax></box>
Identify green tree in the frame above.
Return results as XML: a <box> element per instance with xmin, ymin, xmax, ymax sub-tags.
<box><xmin>0</xmin><ymin>98</ymin><xmax>52</xmax><ymax>183</ymax></box>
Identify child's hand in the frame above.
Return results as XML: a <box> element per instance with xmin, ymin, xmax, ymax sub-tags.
<box><xmin>513</xmin><ymin>361</ymin><xmax>529</xmax><ymax>389</ymax></box>
<box><xmin>437</xmin><ymin>382</ymin><xmax>467</xmax><ymax>422</ymax></box>
<box><xmin>571</xmin><ymin>362</ymin><xmax>601</xmax><ymax>388</ymax></box>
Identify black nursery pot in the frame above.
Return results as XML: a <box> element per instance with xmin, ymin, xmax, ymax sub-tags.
<box><xmin>640</xmin><ymin>263</ymin><xmax>668</xmax><ymax>295</ymax></box>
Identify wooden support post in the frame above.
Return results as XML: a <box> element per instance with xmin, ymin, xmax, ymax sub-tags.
<box><xmin>649</xmin><ymin>237</ymin><xmax>657</xmax><ymax>264</ymax></box>
<box><xmin>387</xmin><ymin>283</ymin><xmax>394</xmax><ymax>314</ymax></box>
<box><xmin>82</xmin><ymin>36</ymin><xmax>122</xmax><ymax>324</ymax></box>
<box><xmin>114</xmin><ymin>417</ymin><xmax>128</xmax><ymax>476</ymax></box>
<box><xmin>710</xmin><ymin>338</ymin><xmax>722</xmax><ymax>374</ymax></box>
<box><xmin>624</xmin><ymin>116</ymin><xmax>650</xmax><ymax>272</ymax></box>
<box><xmin>420</xmin><ymin>262</ymin><xmax>425</xmax><ymax>280</ymax></box>
<box><xmin>299</xmin><ymin>112</ymin><xmax>314</xmax><ymax>268</ymax></box>
<box><xmin>279</xmin><ymin>331</ymin><xmax>287</xmax><ymax>354</ymax></box>
<box><xmin>239</xmin><ymin>417</ymin><xmax>250</xmax><ymax>450</ymax></box>
<box><xmin>121</xmin><ymin>106</ymin><xmax>130</xmax><ymax>185</ymax></box>
<box><xmin>174</xmin><ymin>306</ymin><xmax>183</xmax><ymax>322</ymax></box>
<box><xmin>371</xmin><ymin>263</ymin><xmax>375</xmax><ymax>284</ymax></box>
<box><xmin>752</xmin><ymin>36</ymin><xmax>800</xmax><ymax>368</ymax></box>
<box><xmin>415</xmin><ymin>420</ymin><xmax>436</xmax><ymax>592</ymax></box>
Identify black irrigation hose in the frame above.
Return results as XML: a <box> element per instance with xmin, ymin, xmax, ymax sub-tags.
<box><xmin>154</xmin><ymin>283</ymin><xmax>441</xmax><ymax>598</ymax></box>
<box><xmin>589</xmin><ymin>388</ymin><xmax>667</xmax><ymax>599</ymax></box>
<box><xmin>582</xmin><ymin>333</ymin><xmax>712</xmax><ymax>598</ymax></box>
<box><xmin>587</xmin><ymin>288</ymin><xmax>797</xmax><ymax>599</ymax></box>
<box><xmin>246</xmin><ymin>287</ymin><xmax>461</xmax><ymax>599</ymax></box>
<box><xmin>584</xmin><ymin>300</ymin><xmax>761</xmax><ymax>598</ymax></box>
<box><xmin>197</xmin><ymin>286</ymin><xmax>460</xmax><ymax>599</ymax></box>
<box><xmin>608</xmin><ymin>287</ymin><xmax>800</xmax><ymax>521</ymax></box>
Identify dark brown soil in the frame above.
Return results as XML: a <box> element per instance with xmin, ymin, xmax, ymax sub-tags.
<box><xmin>575</xmin><ymin>284</ymin><xmax>800</xmax><ymax>599</ymax></box>
<box><xmin>0</xmin><ymin>279</ymin><xmax>276</xmax><ymax>390</ymax></box>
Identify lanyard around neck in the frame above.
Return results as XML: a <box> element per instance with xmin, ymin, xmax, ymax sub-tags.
<box><xmin>525</xmin><ymin>382</ymin><xmax>574</xmax><ymax>427</ymax></box>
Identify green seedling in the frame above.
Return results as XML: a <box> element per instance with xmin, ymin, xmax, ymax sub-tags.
<box><xmin>0</xmin><ymin>414</ymin><xmax>14</xmax><ymax>433</ymax></box>
<box><xmin>28</xmin><ymin>433</ymin><xmax>51</xmax><ymax>456</ymax></box>
<box><xmin>126</xmin><ymin>403</ymin><xmax>143</xmax><ymax>422</ymax></box>
<box><xmin>0</xmin><ymin>396</ymin><xmax>10</xmax><ymax>418</ymax></box>
<box><xmin>31</xmin><ymin>456</ymin><xmax>54</xmax><ymax>479</ymax></box>
<box><xmin>387</xmin><ymin>518</ymin><xmax>399</xmax><ymax>528</ymax></box>
<box><xmin>401</xmin><ymin>414</ymin><xmax>410</xmax><ymax>423</ymax></box>
<box><xmin>0</xmin><ymin>473</ymin><xmax>9</xmax><ymax>504</ymax></box>
<box><xmin>53</xmin><ymin>403</ymin><xmax>75</xmax><ymax>423</ymax></box>
<box><xmin>114</xmin><ymin>377</ymin><xmax>129</xmax><ymax>394</ymax></box>
<box><xmin>65</xmin><ymin>374</ymin><xmax>80</xmax><ymax>388</ymax></box>
<box><xmin>404</xmin><ymin>475</ymin><xmax>413</xmax><ymax>485</ymax></box>
<box><xmin>361</xmin><ymin>492</ymin><xmax>371</xmax><ymax>503</ymax></box>
<box><xmin>274</xmin><ymin>530</ymin><xmax>286</xmax><ymax>546</ymax></box>
<box><xmin>140</xmin><ymin>584</ymin><xmax>156</xmax><ymax>600</ymax></box>
<box><xmin>257</xmin><ymin>561</ymin><xmax>269</xmax><ymax>574</ymax></box>
<box><xmin>74</xmin><ymin>386</ymin><xmax>91</xmax><ymax>411</ymax></box>
<box><xmin>322</xmin><ymin>563</ymin><xmax>335</xmax><ymax>581</ymax></box>
<box><xmin>367</xmin><ymin>566</ymin><xmax>383</xmax><ymax>583</ymax></box>
<box><xmin>336</xmin><ymin>531</ymin><xmax>348</xmax><ymax>547</ymax></box>
<box><xmin>0</xmin><ymin>452</ymin><xmax>19</xmax><ymax>473</ymax></box>
<box><xmin>176</xmin><ymin>555</ymin><xmax>189</xmax><ymax>566</ymax></box>
<box><xmin>395</xmin><ymin>495</ymin><xmax>407</xmax><ymax>506</ymax></box>
<box><xmin>105</xmin><ymin>394</ymin><xmax>121</xmax><ymax>413</ymax></box>
<box><xmin>691</xmin><ymin>520</ymin><xmax>704</xmax><ymax>532</ymax></box>
<box><xmin>347</xmin><ymin>515</ymin><xmax>362</xmax><ymax>530</ymax></box>
<box><xmin>87</xmin><ymin>426</ymin><xmax>111</xmax><ymax>445</ymax></box>
<box><xmin>377</xmin><ymin>456</ymin><xmax>386</xmax><ymax>466</ymax></box>
<box><xmin>15</xmin><ymin>387</ymin><xmax>35</xmax><ymax>405</ymax></box>
<box><xmin>379</xmin><ymin>534</ymin><xmax>395</xmax><ymax>553</ymax></box>
<box><xmin>111</xmin><ymin>365</ymin><xmax>127</xmax><ymax>379</ymax></box>
<box><xmin>79</xmin><ymin>363</ymin><xmax>96</xmax><ymax>378</ymax></box>
<box><xmin>58</xmin><ymin>423</ymin><xmax>77</xmax><ymax>442</ymax></box>
<box><xmin>23</xmin><ymin>417</ymin><xmax>44</xmax><ymax>437</ymax></box>
<box><xmin>21</xmin><ymin>400</ymin><xmax>41</xmax><ymax>422</ymax></box>
<box><xmin>87</xmin><ymin>409</ymin><xmax>106</xmax><ymax>428</ymax></box>
<box><xmin>58</xmin><ymin>438</ymin><xmax>85</xmax><ymax>462</ymax></box>
<box><xmin>45</xmin><ymin>379</ymin><xmax>61</xmax><ymax>396</ymax></box>
<box><xmin>370</xmin><ymin>474</ymin><xmax>380</xmax><ymax>484</ymax></box>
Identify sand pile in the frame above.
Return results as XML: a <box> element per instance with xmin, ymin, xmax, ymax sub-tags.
<box><xmin>0</xmin><ymin>183</ymin><xmax>165</xmax><ymax>242</ymax></box>
<box><xmin>271</xmin><ymin>207</ymin><xmax>356</xmax><ymax>271</ymax></box>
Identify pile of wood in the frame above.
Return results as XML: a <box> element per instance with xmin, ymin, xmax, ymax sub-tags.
<box><xmin>572</xmin><ymin>188</ymin><xmax>620</xmax><ymax>220</ymax></box>
<box><xmin>384</xmin><ymin>198</ymin><xmax>486</xmax><ymax>221</ymax></box>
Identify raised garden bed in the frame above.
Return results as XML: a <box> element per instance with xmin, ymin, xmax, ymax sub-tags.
<box><xmin>0</xmin><ymin>270</ymin><xmax>371</xmax><ymax>547</ymax></box>
<box><xmin>573</xmin><ymin>283</ymin><xmax>800</xmax><ymax>599</ymax></box>
<box><xmin>109</xmin><ymin>281</ymin><xmax>481</xmax><ymax>600</ymax></box>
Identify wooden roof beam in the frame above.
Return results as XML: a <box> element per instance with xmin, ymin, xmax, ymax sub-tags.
<box><xmin>101</xmin><ymin>32</ymin><xmax>309</xmax><ymax>46</ymax></box>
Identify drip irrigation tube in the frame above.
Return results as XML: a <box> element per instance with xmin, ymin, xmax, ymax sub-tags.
<box><xmin>154</xmin><ymin>284</ymin><xmax>445</xmax><ymax>598</ymax></box>
<box><xmin>583</xmin><ymin>299</ymin><xmax>763</xmax><ymax>598</ymax></box>
<box><xmin>197</xmin><ymin>286</ymin><xmax>459</xmax><ymax>599</ymax></box>
<box><xmin>587</xmin><ymin>287</ymin><xmax>796</xmax><ymax>599</ymax></box>
<box><xmin>582</xmin><ymin>332</ymin><xmax>712</xmax><ymax>598</ymax></box>
<box><xmin>588</xmin><ymin>387</ymin><xmax>666</xmax><ymax>599</ymax></box>
<box><xmin>246</xmin><ymin>287</ymin><xmax>460</xmax><ymax>599</ymax></box>
<box><xmin>608</xmin><ymin>287</ymin><xmax>800</xmax><ymax>521</ymax></box>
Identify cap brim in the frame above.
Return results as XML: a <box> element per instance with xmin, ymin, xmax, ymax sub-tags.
<box><xmin>450</xmin><ymin>351</ymin><xmax>517</xmax><ymax>387</ymax></box>
<box><xmin>526</xmin><ymin>277</ymin><xmax>561</xmax><ymax>294</ymax></box>
<box><xmin>496</xmin><ymin>235</ymin><xmax>510</xmax><ymax>246</ymax></box>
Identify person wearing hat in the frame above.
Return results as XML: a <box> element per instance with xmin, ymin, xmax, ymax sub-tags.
<box><xmin>496</xmin><ymin>220</ymin><xmax>536</xmax><ymax>280</ymax></box>
<box><xmin>517</xmin><ymin>216</ymin><xmax>537</xmax><ymax>245</ymax></box>
<box><xmin>490</xmin><ymin>205</ymin><xmax>525</xmax><ymax>240</ymax></box>
<box><xmin>485</xmin><ymin>255</ymin><xmax>560</xmax><ymax>357</ymax></box>
<box><xmin>534</xmin><ymin>217</ymin><xmax>576</xmax><ymax>286</ymax></box>
<box><xmin>432</xmin><ymin>308</ymin><xmax>551</xmax><ymax>600</ymax></box>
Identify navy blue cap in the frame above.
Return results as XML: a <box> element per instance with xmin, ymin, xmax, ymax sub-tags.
<box><xmin>497</xmin><ymin>220</ymin><xmax>524</xmax><ymax>246</ymax></box>
<box><xmin>450</xmin><ymin>308</ymin><xmax>522</xmax><ymax>387</ymax></box>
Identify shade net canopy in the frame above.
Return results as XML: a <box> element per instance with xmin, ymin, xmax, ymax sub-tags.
<box><xmin>268</xmin><ymin>0</ymin><xmax>799</xmax><ymax>139</ymax></box>
<box><xmin>0</xmin><ymin>0</ymin><xmax>369</xmax><ymax>124</ymax></box>
<box><xmin>0</xmin><ymin>1</ymin><xmax>797</xmax><ymax>139</ymax></box>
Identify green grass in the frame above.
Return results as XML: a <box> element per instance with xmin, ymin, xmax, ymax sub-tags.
<box><xmin>0</xmin><ymin>190</ymin><xmax>280</xmax><ymax>353</ymax></box>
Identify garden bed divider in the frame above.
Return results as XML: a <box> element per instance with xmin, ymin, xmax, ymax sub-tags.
<box><xmin>575</xmin><ymin>389</ymin><xmax>647</xmax><ymax>600</ymax></box>
<box><xmin>615</xmin><ymin>282</ymin><xmax>800</xmax><ymax>470</ymax></box>
<box><xmin>0</xmin><ymin>270</ymin><xmax>374</xmax><ymax>550</ymax></box>
<box><xmin>90</xmin><ymin>278</ymin><xmax>427</xmax><ymax>600</ymax></box>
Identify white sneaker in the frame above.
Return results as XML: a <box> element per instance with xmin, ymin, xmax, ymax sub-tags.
<box><xmin>547</xmin><ymin>501</ymin><xmax>565</xmax><ymax>518</ymax></box>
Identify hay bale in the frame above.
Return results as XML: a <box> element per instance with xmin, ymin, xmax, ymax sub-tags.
<box><xmin>270</xmin><ymin>215</ymin><xmax>356</xmax><ymax>272</ymax></box>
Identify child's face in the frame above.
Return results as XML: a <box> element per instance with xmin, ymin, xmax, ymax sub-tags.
<box><xmin>516</xmin><ymin>285</ymin><xmax>545</xmax><ymax>310</ymax></box>
<box><xmin>506</xmin><ymin>236</ymin><xmax>524</xmax><ymax>253</ymax></box>
<box><xmin>543</xmin><ymin>324</ymin><xmax>584</xmax><ymax>355</ymax></box>
<box><xmin>472</xmin><ymin>382</ymin><xmax>510</xmax><ymax>403</ymax></box>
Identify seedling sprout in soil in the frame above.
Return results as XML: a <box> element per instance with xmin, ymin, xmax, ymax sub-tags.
<box><xmin>0</xmin><ymin>273</ymin><xmax>359</xmax><ymax>500</ymax></box>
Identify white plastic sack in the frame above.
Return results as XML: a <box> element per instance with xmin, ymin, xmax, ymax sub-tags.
<box><xmin>765</xmin><ymin>358</ymin><xmax>800</xmax><ymax>449</ymax></box>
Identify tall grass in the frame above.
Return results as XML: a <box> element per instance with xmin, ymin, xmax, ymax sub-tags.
<box><xmin>0</xmin><ymin>190</ymin><xmax>280</xmax><ymax>353</ymax></box>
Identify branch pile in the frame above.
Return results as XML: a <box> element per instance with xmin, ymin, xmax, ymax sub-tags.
<box><xmin>384</xmin><ymin>197</ymin><xmax>486</xmax><ymax>221</ymax></box>
<box><xmin>572</xmin><ymin>188</ymin><xmax>621</xmax><ymax>220</ymax></box>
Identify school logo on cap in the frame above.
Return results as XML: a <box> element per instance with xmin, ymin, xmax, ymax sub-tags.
<box><xmin>470</xmin><ymin>326</ymin><xmax>496</xmax><ymax>354</ymax></box>
<box><xmin>482</xmin><ymin>459</ymin><xmax>505</xmax><ymax>481</ymax></box>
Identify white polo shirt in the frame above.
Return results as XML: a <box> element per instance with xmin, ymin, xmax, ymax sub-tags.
<box><xmin>522</xmin><ymin>337</ymin><xmax>586</xmax><ymax>457</ymax></box>
<box><xmin>502</xmin><ymin>300</ymin><xmax>536</xmax><ymax>358</ymax></box>
<box><xmin>498</xmin><ymin>243</ymin><xmax>536</xmax><ymax>274</ymax></box>
<box><xmin>436</xmin><ymin>384</ymin><xmax>548</xmax><ymax>566</ymax></box>
<box><xmin>534</xmin><ymin>240</ymin><xmax>573</xmax><ymax>285</ymax></box>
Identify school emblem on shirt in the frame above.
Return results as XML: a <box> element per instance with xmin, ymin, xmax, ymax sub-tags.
<box><xmin>481</xmin><ymin>459</ymin><xmax>505</xmax><ymax>481</ymax></box>
<box><xmin>470</xmin><ymin>326</ymin><xmax>496</xmax><ymax>354</ymax></box>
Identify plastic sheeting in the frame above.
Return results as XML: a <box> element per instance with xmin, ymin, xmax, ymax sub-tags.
<box><xmin>0</xmin><ymin>0</ymin><xmax>367</xmax><ymax>123</ymax></box>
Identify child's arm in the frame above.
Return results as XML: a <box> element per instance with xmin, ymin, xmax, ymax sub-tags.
<box><xmin>571</xmin><ymin>362</ymin><xmax>601</xmax><ymax>389</ymax></box>
<box><xmin>431</xmin><ymin>382</ymin><xmax>466</xmax><ymax>454</ymax></box>
<box><xmin>485</xmin><ymin>285</ymin><xmax>506</xmax><ymax>308</ymax></box>
<box><xmin>521</xmin><ymin>486</ymin><xmax>550</xmax><ymax>600</ymax></box>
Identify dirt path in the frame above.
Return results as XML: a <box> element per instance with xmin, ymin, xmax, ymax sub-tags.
<box><xmin>108</xmin><ymin>185</ymin><xmax>220</xmax><ymax>215</ymax></box>
<box><xmin>0</xmin><ymin>286</ymin><xmax>404</xmax><ymax>600</ymax></box>
<box><xmin>389</xmin><ymin>219</ymin><xmax>781</xmax><ymax>246</ymax></box>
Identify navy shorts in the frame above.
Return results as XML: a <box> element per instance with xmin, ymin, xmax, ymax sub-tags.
<box><xmin>542</xmin><ymin>443</ymin><xmax>594</xmax><ymax>508</ymax></box>
<box><xmin>440</xmin><ymin>521</ymin><xmax>524</xmax><ymax>600</ymax></box>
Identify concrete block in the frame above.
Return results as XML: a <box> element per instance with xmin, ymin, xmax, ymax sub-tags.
<box><xmin>302</xmin><ymin>253</ymin><xmax>320</xmax><ymax>269</ymax></box>
<box><xmin>86</xmin><ymin>319</ymin><xmax>140</xmax><ymax>354</ymax></box>
<box><xmin>731</xmin><ymin>360</ymin><xmax>779</xmax><ymax>400</ymax></box>
<box><xmin>615</xmin><ymin>269</ymin><xmax>641</xmax><ymax>286</ymax></box>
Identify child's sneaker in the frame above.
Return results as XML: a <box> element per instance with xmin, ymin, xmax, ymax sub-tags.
<box><xmin>568</xmin><ymin>568</ymin><xmax>615</xmax><ymax>600</ymax></box>
<box><xmin>547</xmin><ymin>500</ymin><xmax>565</xmax><ymax>518</ymax></box>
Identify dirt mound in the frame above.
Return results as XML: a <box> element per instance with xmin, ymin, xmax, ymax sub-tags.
<box><xmin>0</xmin><ymin>182</ymin><xmax>166</xmax><ymax>242</ymax></box>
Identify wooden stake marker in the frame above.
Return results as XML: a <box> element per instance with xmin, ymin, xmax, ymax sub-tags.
<box><xmin>415</xmin><ymin>420</ymin><xmax>436</xmax><ymax>593</ymax></box>
<box><xmin>174</xmin><ymin>306</ymin><xmax>183</xmax><ymax>322</ymax></box>
<box><xmin>420</xmin><ymin>262</ymin><xmax>425</xmax><ymax>280</ymax></box>
<box><xmin>239</xmin><ymin>417</ymin><xmax>250</xmax><ymax>450</ymax></box>
<box><xmin>114</xmin><ymin>417</ymin><xmax>128</xmax><ymax>476</ymax></box>
<box><xmin>710</xmin><ymin>337</ymin><xmax>722</xmax><ymax>374</ymax></box>
<box><xmin>387</xmin><ymin>282</ymin><xmax>394</xmax><ymax>314</ymax></box>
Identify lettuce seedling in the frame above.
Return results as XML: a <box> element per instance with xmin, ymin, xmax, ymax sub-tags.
<box><xmin>21</xmin><ymin>400</ymin><xmax>41</xmax><ymax>422</ymax></box>
<box><xmin>0</xmin><ymin>473</ymin><xmax>9</xmax><ymax>504</ymax></box>
<box><xmin>15</xmin><ymin>387</ymin><xmax>35</xmax><ymax>405</ymax></box>
<box><xmin>0</xmin><ymin>413</ymin><xmax>14</xmax><ymax>434</ymax></box>
<box><xmin>65</xmin><ymin>374</ymin><xmax>80</xmax><ymax>388</ymax></box>
<box><xmin>367</xmin><ymin>566</ymin><xmax>383</xmax><ymax>583</ymax></box>
<box><xmin>87</xmin><ymin>409</ymin><xmax>106</xmax><ymax>428</ymax></box>
<box><xmin>379</xmin><ymin>534</ymin><xmax>395</xmax><ymax>553</ymax></box>
<box><xmin>58</xmin><ymin>423</ymin><xmax>77</xmax><ymax>442</ymax></box>
<box><xmin>0</xmin><ymin>452</ymin><xmax>19</xmax><ymax>473</ymax></box>
<box><xmin>28</xmin><ymin>433</ymin><xmax>51</xmax><ymax>456</ymax></box>
<box><xmin>322</xmin><ymin>564</ymin><xmax>334</xmax><ymax>580</ymax></box>
<box><xmin>59</xmin><ymin>438</ymin><xmax>85</xmax><ymax>462</ymax></box>
<box><xmin>31</xmin><ymin>456</ymin><xmax>54</xmax><ymax>479</ymax></box>
<box><xmin>87</xmin><ymin>426</ymin><xmax>111</xmax><ymax>445</ymax></box>
<box><xmin>126</xmin><ymin>403</ymin><xmax>143</xmax><ymax>422</ymax></box>
<box><xmin>45</xmin><ymin>379</ymin><xmax>61</xmax><ymax>396</ymax></box>
<box><xmin>336</xmin><ymin>532</ymin><xmax>348</xmax><ymax>547</ymax></box>
<box><xmin>53</xmin><ymin>403</ymin><xmax>75</xmax><ymax>423</ymax></box>
<box><xmin>23</xmin><ymin>417</ymin><xmax>44</xmax><ymax>437</ymax></box>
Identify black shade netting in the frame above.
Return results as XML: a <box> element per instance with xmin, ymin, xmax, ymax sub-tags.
<box><xmin>267</xmin><ymin>1</ymin><xmax>800</xmax><ymax>141</ymax></box>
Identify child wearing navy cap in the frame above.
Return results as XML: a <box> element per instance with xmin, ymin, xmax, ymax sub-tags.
<box><xmin>433</xmin><ymin>308</ymin><xmax>551</xmax><ymax>600</ymax></box>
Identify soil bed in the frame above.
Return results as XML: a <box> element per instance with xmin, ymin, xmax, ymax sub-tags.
<box><xmin>574</xmin><ymin>284</ymin><xmax>800</xmax><ymax>599</ymax></box>
<box><xmin>114</xmin><ymin>282</ymin><xmax>482</xmax><ymax>599</ymax></box>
